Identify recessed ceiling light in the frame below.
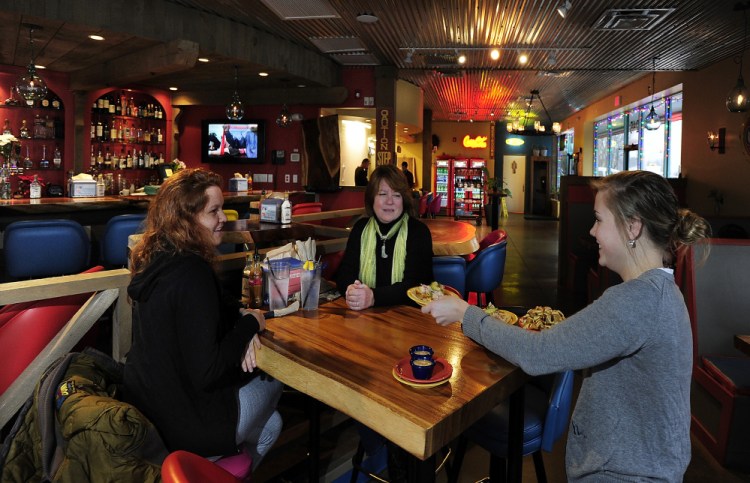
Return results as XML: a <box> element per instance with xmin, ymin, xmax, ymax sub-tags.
<box><xmin>490</xmin><ymin>49</ymin><xmax>500</xmax><ymax>60</ymax></box>
<box><xmin>259</xmin><ymin>72</ymin><xmax>269</xmax><ymax>77</ymax></box>
<box><xmin>297</xmin><ymin>84</ymin><xmax>306</xmax><ymax>88</ymax></box>
<box><xmin>169</xmin><ymin>87</ymin><xmax>178</xmax><ymax>91</ymax></box>
<box><xmin>198</xmin><ymin>57</ymin><xmax>210</xmax><ymax>63</ymax></box>
<box><xmin>34</xmin><ymin>64</ymin><xmax>46</xmax><ymax>70</ymax></box>
<box><xmin>88</xmin><ymin>34</ymin><xmax>105</xmax><ymax>41</ymax></box>
<box><xmin>518</xmin><ymin>53</ymin><xmax>529</xmax><ymax>64</ymax></box>
<box><xmin>457</xmin><ymin>54</ymin><xmax>467</xmax><ymax>64</ymax></box>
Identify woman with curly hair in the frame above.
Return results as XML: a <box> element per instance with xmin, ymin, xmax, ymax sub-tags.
<box><xmin>124</xmin><ymin>168</ymin><xmax>282</xmax><ymax>468</ymax></box>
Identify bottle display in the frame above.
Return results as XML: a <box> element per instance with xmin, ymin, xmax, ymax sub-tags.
<box><xmin>281</xmin><ymin>192</ymin><xmax>292</xmax><ymax>224</ymax></box>
<box><xmin>88</xmin><ymin>89</ymin><xmax>167</xmax><ymax>178</ymax></box>
<box><xmin>29</xmin><ymin>174</ymin><xmax>41</xmax><ymax>199</ymax></box>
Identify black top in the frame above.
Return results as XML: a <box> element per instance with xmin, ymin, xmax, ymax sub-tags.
<box><xmin>123</xmin><ymin>252</ymin><xmax>260</xmax><ymax>456</ymax></box>
<box><xmin>355</xmin><ymin>166</ymin><xmax>369</xmax><ymax>186</ymax></box>
<box><xmin>403</xmin><ymin>168</ymin><xmax>414</xmax><ymax>188</ymax></box>
<box><xmin>335</xmin><ymin>214</ymin><xmax>434</xmax><ymax>307</ymax></box>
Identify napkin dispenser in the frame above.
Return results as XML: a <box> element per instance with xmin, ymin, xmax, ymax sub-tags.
<box><xmin>228</xmin><ymin>177</ymin><xmax>248</xmax><ymax>192</ymax></box>
<box><xmin>68</xmin><ymin>180</ymin><xmax>97</xmax><ymax>197</ymax></box>
<box><xmin>260</xmin><ymin>198</ymin><xmax>284</xmax><ymax>223</ymax></box>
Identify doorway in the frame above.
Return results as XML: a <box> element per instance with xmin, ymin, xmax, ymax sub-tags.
<box><xmin>503</xmin><ymin>155</ymin><xmax>525</xmax><ymax>213</ymax></box>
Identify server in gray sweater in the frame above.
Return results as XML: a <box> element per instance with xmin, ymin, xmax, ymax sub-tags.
<box><xmin>423</xmin><ymin>171</ymin><xmax>710</xmax><ymax>482</ymax></box>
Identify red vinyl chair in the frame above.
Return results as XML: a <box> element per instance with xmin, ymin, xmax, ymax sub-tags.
<box><xmin>418</xmin><ymin>193</ymin><xmax>431</xmax><ymax>218</ymax></box>
<box><xmin>162</xmin><ymin>450</ymin><xmax>245</xmax><ymax>483</ymax></box>
<box><xmin>429</xmin><ymin>194</ymin><xmax>443</xmax><ymax>218</ymax></box>
<box><xmin>291</xmin><ymin>202</ymin><xmax>323</xmax><ymax>215</ymax></box>
<box><xmin>463</xmin><ymin>229</ymin><xmax>507</xmax><ymax>263</ymax></box>
<box><xmin>0</xmin><ymin>265</ymin><xmax>104</xmax><ymax>396</ymax></box>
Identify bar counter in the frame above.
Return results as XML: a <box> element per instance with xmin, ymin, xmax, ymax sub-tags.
<box><xmin>0</xmin><ymin>191</ymin><xmax>261</xmax><ymax>229</ymax></box>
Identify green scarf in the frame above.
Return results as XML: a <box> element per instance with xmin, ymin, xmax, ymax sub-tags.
<box><xmin>359</xmin><ymin>214</ymin><xmax>409</xmax><ymax>287</ymax></box>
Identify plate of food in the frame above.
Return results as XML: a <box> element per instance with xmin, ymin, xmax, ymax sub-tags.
<box><xmin>518</xmin><ymin>305</ymin><xmax>565</xmax><ymax>331</ymax></box>
<box><xmin>483</xmin><ymin>303</ymin><xmax>519</xmax><ymax>325</ymax></box>
<box><xmin>407</xmin><ymin>282</ymin><xmax>460</xmax><ymax>306</ymax></box>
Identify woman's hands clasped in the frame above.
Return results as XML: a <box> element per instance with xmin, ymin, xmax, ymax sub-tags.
<box><xmin>239</xmin><ymin>308</ymin><xmax>266</xmax><ymax>372</ymax></box>
<box><xmin>346</xmin><ymin>280</ymin><xmax>374</xmax><ymax>311</ymax></box>
<box><xmin>422</xmin><ymin>297</ymin><xmax>470</xmax><ymax>326</ymax></box>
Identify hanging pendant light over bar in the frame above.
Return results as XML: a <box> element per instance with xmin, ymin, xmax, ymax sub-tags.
<box><xmin>727</xmin><ymin>3</ymin><xmax>750</xmax><ymax>112</ymax></box>
<box><xmin>15</xmin><ymin>24</ymin><xmax>48</xmax><ymax>106</ymax></box>
<box><xmin>226</xmin><ymin>65</ymin><xmax>244</xmax><ymax>120</ymax></box>
<box><xmin>276</xmin><ymin>104</ymin><xmax>292</xmax><ymax>128</ymax></box>
<box><xmin>644</xmin><ymin>57</ymin><xmax>661</xmax><ymax>131</ymax></box>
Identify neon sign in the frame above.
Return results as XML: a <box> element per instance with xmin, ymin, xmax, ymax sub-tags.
<box><xmin>462</xmin><ymin>135</ymin><xmax>488</xmax><ymax>149</ymax></box>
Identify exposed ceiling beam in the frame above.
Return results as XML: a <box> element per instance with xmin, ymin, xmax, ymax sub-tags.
<box><xmin>172</xmin><ymin>86</ymin><xmax>349</xmax><ymax>106</ymax></box>
<box><xmin>71</xmin><ymin>39</ymin><xmax>200</xmax><ymax>90</ymax></box>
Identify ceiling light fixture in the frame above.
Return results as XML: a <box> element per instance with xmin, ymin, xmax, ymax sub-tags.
<box><xmin>727</xmin><ymin>3</ymin><xmax>750</xmax><ymax>112</ymax></box>
<box><xmin>506</xmin><ymin>90</ymin><xmax>559</xmax><ymax>135</ymax></box>
<box><xmin>490</xmin><ymin>49</ymin><xmax>500</xmax><ymax>60</ymax></box>
<box><xmin>404</xmin><ymin>48</ymin><xmax>414</xmax><ymax>64</ymax></box>
<box><xmin>457</xmin><ymin>52</ymin><xmax>467</xmax><ymax>64</ymax></box>
<box><xmin>198</xmin><ymin>57</ymin><xmax>210</xmax><ymax>63</ymax></box>
<box><xmin>276</xmin><ymin>104</ymin><xmax>292</xmax><ymax>128</ymax></box>
<box><xmin>356</xmin><ymin>12</ymin><xmax>379</xmax><ymax>23</ymax></box>
<box><xmin>644</xmin><ymin>57</ymin><xmax>661</xmax><ymax>130</ymax></box>
<box><xmin>557</xmin><ymin>0</ymin><xmax>572</xmax><ymax>18</ymax></box>
<box><xmin>226</xmin><ymin>65</ymin><xmax>244</xmax><ymax>120</ymax></box>
<box><xmin>88</xmin><ymin>34</ymin><xmax>105</xmax><ymax>41</ymax></box>
<box><xmin>15</xmin><ymin>24</ymin><xmax>48</xmax><ymax>106</ymax></box>
<box><xmin>518</xmin><ymin>52</ymin><xmax>529</xmax><ymax>64</ymax></box>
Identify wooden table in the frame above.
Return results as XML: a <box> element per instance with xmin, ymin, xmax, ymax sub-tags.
<box><xmin>423</xmin><ymin>219</ymin><xmax>480</xmax><ymax>256</ymax></box>
<box><xmin>256</xmin><ymin>298</ymin><xmax>528</xmax><ymax>482</ymax></box>
<box><xmin>221</xmin><ymin>218</ymin><xmax>316</xmax><ymax>245</ymax></box>
<box><xmin>734</xmin><ymin>335</ymin><xmax>750</xmax><ymax>356</ymax></box>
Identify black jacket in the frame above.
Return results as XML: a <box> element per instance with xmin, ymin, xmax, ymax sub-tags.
<box><xmin>335</xmin><ymin>214</ymin><xmax>434</xmax><ymax>307</ymax></box>
<box><xmin>124</xmin><ymin>252</ymin><xmax>260</xmax><ymax>456</ymax></box>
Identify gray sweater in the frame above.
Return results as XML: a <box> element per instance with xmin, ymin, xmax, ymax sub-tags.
<box><xmin>463</xmin><ymin>268</ymin><xmax>691</xmax><ymax>482</ymax></box>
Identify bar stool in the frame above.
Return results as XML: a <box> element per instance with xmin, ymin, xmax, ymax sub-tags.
<box><xmin>100</xmin><ymin>214</ymin><xmax>146</xmax><ymax>267</ymax></box>
<box><xmin>3</xmin><ymin>219</ymin><xmax>90</xmax><ymax>281</ymax></box>
<box><xmin>161</xmin><ymin>450</ymin><xmax>244</xmax><ymax>483</ymax></box>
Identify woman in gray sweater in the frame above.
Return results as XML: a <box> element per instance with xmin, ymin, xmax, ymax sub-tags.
<box><xmin>424</xmin><ymin>171</ymin><xmax>710</xmax><ymax>482</ymax></box>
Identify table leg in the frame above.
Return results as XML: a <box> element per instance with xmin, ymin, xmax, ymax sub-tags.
<box><xmin>307</xmin><ymin>397</ymin><xmax>321</xmax><ymax>482</ymax></box>
<box><xmin>407</xmin><ymin>453</ymin><xmax>436</xmax><ymax>483</ymax></box>
<box><xmin>506</xmin><ymin>386</ymin><xmax>525</xmax><ymax>483</ymax></box>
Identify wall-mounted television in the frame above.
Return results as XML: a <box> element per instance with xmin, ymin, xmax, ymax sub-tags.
<box><xmin>201</xmin><ymin>119</ymin><xmax>266</xmax><ymax>164</ymax></box>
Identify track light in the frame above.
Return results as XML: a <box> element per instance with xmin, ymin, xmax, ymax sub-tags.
<box><xmin>557</xmin><ymin>0</ymin><xmax>572</xmax><ymax>18</ymax></box>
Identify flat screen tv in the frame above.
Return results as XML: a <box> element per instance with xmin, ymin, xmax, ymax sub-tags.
<box><xmin>201</xmin><ymin>119</ymin><xmax>266</xmax><ymax>164</ymax></box>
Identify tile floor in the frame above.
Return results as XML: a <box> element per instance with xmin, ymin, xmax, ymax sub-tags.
<box><xmin>256</xmin><ymin>214</ymin><xmax>750</xmax><ymax>483</ymax></box>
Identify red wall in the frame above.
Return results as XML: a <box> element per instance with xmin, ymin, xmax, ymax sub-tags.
<box><xmin>177</xmin><ymin>104</ymin><xmax>320</xmax><ymax>192</ymax></box>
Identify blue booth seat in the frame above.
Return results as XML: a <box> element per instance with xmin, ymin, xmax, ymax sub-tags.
<box><xmin>100</xmin><ymin>214</ymin><xmax>147</xmax><ymax>267</ymax></box>
<box><xmin>432</xmin><ymin>256</ymin><xmax>467</xmax><ymax>299</ymax></box>
<box><xmin>465</xmin><ymin>239</ymin><xmax>507</xmax><ymax>307</ymax></box>
<box><xmin>449</xmin><ymin>370</ymin><xmax>575</xmax><ymax>483</ymax></box>
<box><xmin>3</xmin><ymin>219</ymin><xmax>90</xmax><ymax>280</ymax></box>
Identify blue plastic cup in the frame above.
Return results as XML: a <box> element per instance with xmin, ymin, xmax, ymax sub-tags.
<box><xmin>410</xmin><ymin>358</ymin><xmax>436</xmax><ymax>380</ymax></box>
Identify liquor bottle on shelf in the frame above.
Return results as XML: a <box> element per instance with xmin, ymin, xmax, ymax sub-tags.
<box><xmin>110</xmin><ymin>121</ymin><xmax>117</xmax><ymax>141</ymax></box>
<box><xmin>3</xmin><ymin>119</ymin><xmax>12</xmax><ymax>135</ymax></box>
<box><xmin>30</xmin><ymin>175</ymin><xmax>41</xmax><ymax>199</ymax></box>
<box><xmin>23</xmin><ymin>145</ymin><xmax>33</xmax><ymax>170</ymax></box>
<box><xmin>157</xmin><ymin>128</ymin><xmax>163</xmax><ymax>143</ymax></box>
<box><xmin>96</xmin><ymin>150</ymin><xmax>104</xmax><ymax>170</ymax></box>
<box><xmin>19</xmin><ymin>120</ymin><xmax>30</xmax><ymax>139</ymax></box>
<box><xmin>108</xmin><ymin>95</ymin><xmax>116</xmax><ymax>114</ymax></box>
<box><xmin>39</xmin><ymin>145</ymin><xmax>50</xmax><ymax>169</ymax></box>
<box><xmin>96</xmin><ymin>119</ymin><xmax>103</xmax><ymax>140</ymax></box>
<box><xmin>115</xmin><ymin>95</ymin><xmax>121</xmax><ymax>115</ymax></box>
<box><xmin>53</xmin><ymin>146</ymin><xmax>62</xmax><ymax>169</ymax></box>
<box><xmin>96</xmin><ymin>174</ymin><xmax>106</xmax><ymax>197</ymax></box>
<box><xmin>90</xmin><ymin>146</ymin><xmax>96</xmax><ymax>169</ymax></box>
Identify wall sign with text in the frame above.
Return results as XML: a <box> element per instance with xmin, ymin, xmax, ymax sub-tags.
<box><xmin>462</xmin><ymin>135</ymin><xmax>488</xmax><ymax>149</ymax></box>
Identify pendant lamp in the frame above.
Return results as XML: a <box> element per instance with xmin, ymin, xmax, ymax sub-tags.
<box><xmin>226</xmin><ymin>65</ymin><xmax>244</xmax><ymax>120</ymax></box>
<box><xmin>276</xmin><ymin>104</ymin><xmax>292</xmax><ymax>128</ymax></box>
<box><xmin>15</xmin><ymin>25</ymin><xmax>48</xmax><ymax>106</ymax></box>
<box><xmin>644</xmin><ymin>57</ymin><xmax>661</xmax><ymax>131</ymax></box>
<box><xmin>727</xmin><ymin>5</ymin><xmax>750</xmax><ymax>112</ymax></box>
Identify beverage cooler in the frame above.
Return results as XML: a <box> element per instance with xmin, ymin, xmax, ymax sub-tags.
<box><xmin>433</xmin><ymin>159</ymin><xmax>451</xmax><ymax>215</ymax></box>
<box><xmin>452</xmin><ymin>158</ymin><xmax>485</xmax><ymax>224</ymax></box>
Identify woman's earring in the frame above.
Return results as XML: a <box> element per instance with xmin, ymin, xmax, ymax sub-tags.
<box><xmin>627</xmin><ymin>239</ymin><xmax>636</xmax><ymax>248</ymax></box>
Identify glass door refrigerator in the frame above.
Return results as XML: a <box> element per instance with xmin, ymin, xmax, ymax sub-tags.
<box><xmin>452</xmin><ymin>158</ymin><xmax>486</xmax><ymax>224</ymax></box>
<box><xmin>433</xmin><ymin>158</ymin><xmax>451</xmax><ymax>215</ymax></box>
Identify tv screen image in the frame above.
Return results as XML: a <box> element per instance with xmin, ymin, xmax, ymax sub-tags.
<box><xmin>202</xmin><ymin>120</ymin><xmax>266</xmax><ymax>164</ymax></box>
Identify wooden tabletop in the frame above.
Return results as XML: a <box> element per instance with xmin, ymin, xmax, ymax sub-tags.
<box><xmin>221</xmin><ymin>218</ymin><xmax>316</xmax><ymax>245</ymax></box>
<box><xmin>734</xmin><ymin>335</ymin><xmax>750</xmax><ymax>356</ymax></box>
<box><xmin>256</xmin><ymin>298</ymin><xmax>527</xmax><ymax>476</ymax></box>
<box><xmin>423</xmin><ymin>219</ymin><xmax>480</xmax><ymax>256</ymax></box>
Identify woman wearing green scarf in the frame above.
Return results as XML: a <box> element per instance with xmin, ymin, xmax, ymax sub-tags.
<box><xmin>336</xmin><ymin>164</ymin><xmax>434</xmax><ymax>310</ymax></box>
